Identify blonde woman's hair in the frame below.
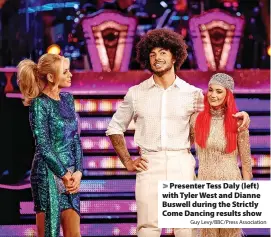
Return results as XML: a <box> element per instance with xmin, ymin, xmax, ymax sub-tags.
<box><xmin>17</xmin><ymin>54</ymin><xmax>62</xmax><ymax>106</ymax></box>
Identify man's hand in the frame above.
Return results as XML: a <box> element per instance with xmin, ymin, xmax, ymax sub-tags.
<box><xmin>125</xmin><ymin>157</ymin><xmax>149</xmax><ymax>172</ymax></box>
<box><xmin>232</xmin><ymin>111</ymin><xmax>250</xmax><ymax>132</ymax></box>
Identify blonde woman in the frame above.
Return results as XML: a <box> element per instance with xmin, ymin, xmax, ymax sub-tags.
<box><xmin>17</xmin><ymin>54</ymin><xmax>83</xmax><ymax>237</ymax></box>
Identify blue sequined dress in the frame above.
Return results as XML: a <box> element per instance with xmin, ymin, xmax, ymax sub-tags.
<box><xmin>29</xmin><ymin>92</ymin><xmax>83</xmax><ymax>237</ymax></box>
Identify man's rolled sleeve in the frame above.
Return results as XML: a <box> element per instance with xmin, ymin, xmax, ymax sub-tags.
<box><xmin>106</xmin><ymin>89</ymin><xmax>134</xmax><ymax>136</ymax></box>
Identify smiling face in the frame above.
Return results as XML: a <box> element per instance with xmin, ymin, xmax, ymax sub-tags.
<box><xmin>149</xmin><ymin>47</ymin><xmax>175</xmax><ymax>76</ymax></box>
<box><xmin>57</xmin><ymin>58</ymin><xmax>72</xmax><ymax>88</ymax></box>
<box><xmin>207</xmin><ymin>84</ymin><xmax>227</xmax><ymax>108</ymax></box>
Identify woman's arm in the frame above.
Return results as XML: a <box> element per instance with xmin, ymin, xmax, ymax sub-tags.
<box><xmin>237</xmin><ymin>123</ymin><xmax>253</xmax><ymax>180</ymax></box>
<box><xmin>30</xmin><ymin>98</ymin><xmax>68</xmax><ymax>178</ymax></box>
<box><xmin>189</xmin><ymin>112</ymin><xmax>198</xmax><ymax>146</ymax></box>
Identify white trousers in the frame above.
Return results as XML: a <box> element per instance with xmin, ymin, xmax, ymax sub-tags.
<box><xmin>136</xmin><ymin>150</ymin><xmax>196</xmax><ymax>237</ymax></box>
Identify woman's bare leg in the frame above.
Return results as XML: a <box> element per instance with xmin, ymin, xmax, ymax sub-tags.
<box><xmin>61</xmin><ymin>208</ymin><xmax>81</xmax><ymax>237</ymax></box>
<box><xmin>36</xmin><ymin>212</ymin><xmax>45</xmax><ymax>237</ymax></box>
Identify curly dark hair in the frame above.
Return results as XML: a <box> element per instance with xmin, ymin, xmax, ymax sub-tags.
<box><xmin>136</xmin><ymin>28</ymin><xmax>188</xmax><ymax>71</ymax></box>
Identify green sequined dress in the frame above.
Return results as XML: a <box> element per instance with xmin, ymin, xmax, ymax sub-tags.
<box><xmin>29</xmin><ymin>92</ymin><xmax>83</xmax><ymax>237</ymax></box>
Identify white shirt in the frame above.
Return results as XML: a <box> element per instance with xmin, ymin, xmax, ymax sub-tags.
<box><xmin>106</xmin><ymin>76</ymin><xmax>204</xmax><ymax>153</ymax></box>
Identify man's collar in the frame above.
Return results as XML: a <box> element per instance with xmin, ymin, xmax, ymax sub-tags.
<box><xmin>174</xmin><ymin>76</ymin><xmax>184</xmax><ymax>88</ymax></box>
<box><xmin>146</xmin><ymin>76</ymin><xmax>156</xmax><ymax>89</ymax></box>
<box><xmin>147</xmin><ymin>75</ymin><xmax>184</xmax><ymax>89</ymax></box>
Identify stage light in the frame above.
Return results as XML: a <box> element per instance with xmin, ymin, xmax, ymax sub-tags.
<box><xmin>160</xmin><ymin>1</ymin><xmax>168</xmax><ymax>8</ymax></box>
<box><xmin>253</xmin><ymin>7</ymin><xmax>259</xmax><ymax>13</ymax></box>
<box><xmin>232</xmin><ymin>2</ymin><xmax>238</xmax><ymax>7</ymax></box>
<box><xmin>112</xmin><ymin>227</ymin><xmax>120</xmax><ymax>236</ymax></box>
<box><xmin>0</xmin><ymin>0</ymin><xmax>7</xmax><ymax>9</ymax></box>
<box><xmin>47</xmin><ymin>44</ymin><xmax>61</xmax><ymax>55</ymax></box>
<box><xmin>267</xmin><ymin>46</ymin><xmax>271</xmax><ymax>56</ymax></box>
<box><xmin>224</xmin><ymin>2</ymin><xmax>231</xmax><ymax>7</ymax></box>
<box><xmin>175</xmin><ymin>0</ymin><xmax>187</xmax><ymax>12</ymax></box>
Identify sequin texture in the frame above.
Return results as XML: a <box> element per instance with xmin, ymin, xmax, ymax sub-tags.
<box><xmin>190</xmin><ymin>109</ymin><xmax>253</xmax><ymax>237</ymax></box>
<box><xmin>29</xmin><ymin>92</ymin><xmax>83</xmax><ymax>237</ymax></box>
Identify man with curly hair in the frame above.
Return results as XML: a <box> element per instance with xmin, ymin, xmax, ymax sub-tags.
<box><xmin>106</xmin><ymin>28</ymin><xmax>249</xmax><ymax>237</ymax></box>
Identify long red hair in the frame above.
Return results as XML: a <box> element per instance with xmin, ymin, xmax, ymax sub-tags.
<box><xmin>195</xmin><ymin>89</ymin><xmax>238</xmax><ymax>153</ymax></box>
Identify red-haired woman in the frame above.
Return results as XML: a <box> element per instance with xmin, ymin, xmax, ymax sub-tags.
<box><xmin>190</xmin><ymin>73</ymin><xmax>253</xmax><ymax>237</ymax></box>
